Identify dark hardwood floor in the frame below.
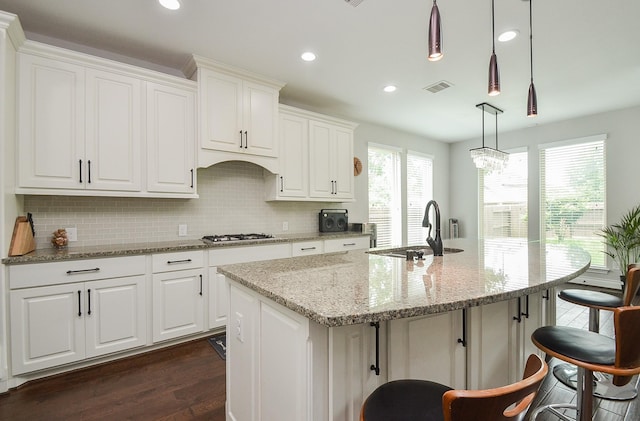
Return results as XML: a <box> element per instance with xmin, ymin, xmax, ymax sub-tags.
<box><xmin>0</xmin><ymin>338</ymin><xmax>226</xmax><ymax>420</ymax></box>
<box><xmin>1</xmin><ymin>285</ymin><xmax>639</xmax><ymax>421</ymax></box>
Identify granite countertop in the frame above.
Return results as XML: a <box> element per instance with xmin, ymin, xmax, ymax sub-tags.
<box><xmin>218</xmin><ymin>238</ymin><xmax>592</xmax><ymax>328</ymax></box>
<box><xmin>1</xmin><ymin>231</ymin><xmax>369</xmax><ymax>265</ymax></box>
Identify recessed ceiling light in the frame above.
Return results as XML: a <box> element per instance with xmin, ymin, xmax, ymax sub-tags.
<box><xmin>159</xmin><ymin>0</ymin><xmax>180</xmax><ymax>10</ymax></box>
<box><xmin>383</xmin><ymin>85</ymin><xmax>397</xmax><ymax>93</ymax></box>
<box><xmin>498</xmin><ymin>30</ymin><xmax>519</xmax><ymax>42</ymax></box>
<box><xmin>301</xmin><ymin>52</ymin><xmax>317</xmax><ymax>62</ymax></box>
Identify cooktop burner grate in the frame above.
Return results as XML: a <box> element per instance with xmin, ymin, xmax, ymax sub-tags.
<box><xmin>202</xmin><ymin>233</ymin><xmax>274</xmax><ymax>243</ymax></box>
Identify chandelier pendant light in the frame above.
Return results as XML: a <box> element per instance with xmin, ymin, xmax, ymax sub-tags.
<box><xmin>470</xmin><ymin>102</ymin><xmax>508</xmax><ymax>172</ymax></box>
<box><xmin>428</xmin><ymin>0</ymin><xmax>443</xmax><ymax>61</ymax></box>
<box><xmin>527</xmin><ymin>0</ymin><xmax>538</xmax><ymax>117</ymax></box>
<box><xmin>488</xmin><ymin>0</ymin><xmax>500</xmax><ymax>96</ymax></box>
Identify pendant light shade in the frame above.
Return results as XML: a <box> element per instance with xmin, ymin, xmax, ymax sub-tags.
<box><xmin>488</xmin><ymin>0</ymin><xmax>500</xmax><ymax>96</ymax></box>
<box><xmin>527</xmin><ymin>0</ymin><xmax>538</xmax><ymax>117</ymax></box>
<box><xmin>428</xmin><ymin>0</ymin><xmax>443</xmax><ymax>61</ymax></box>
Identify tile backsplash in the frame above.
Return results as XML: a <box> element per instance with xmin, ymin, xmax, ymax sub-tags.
<box><xmin>25</xmin><ymin>161</ymin><xmax>337</xmax><ymax>249</ymax></box>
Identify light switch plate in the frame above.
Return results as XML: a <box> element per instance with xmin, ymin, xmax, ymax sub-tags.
<box><xmin>66</xmin><ymin>227</ymin><xmax>78</xmax><ymax>242</ymax></box>
<box><xmin>178</xmin><ymin>224</ymin><xmax>187</xmax><ymax>236</ymax></box>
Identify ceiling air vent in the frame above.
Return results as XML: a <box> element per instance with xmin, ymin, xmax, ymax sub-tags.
<box><xmin>344</xmin><ymin>0</ymin><xmax>365</xmax><ymax>7</ymax></box>
<box><xmin>424</xmin><ymin>80</ymin><xmax>453</xmax><ymax>94</ymax></box>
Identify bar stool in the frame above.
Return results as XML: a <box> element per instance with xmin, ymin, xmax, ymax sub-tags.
<box><xmin>554</xmin><ymin>265</ymin><xmax>640</xmax><ymax>400</ymax></box>
<box><xmin>360</xmin><ymin>354</ymin><xmax>547</xmax><ymax>421</ymax></box>
<box><xmin>530</xmin><ymin>305</ymin><xmax>640</xmax><ymax>421</ymax></box>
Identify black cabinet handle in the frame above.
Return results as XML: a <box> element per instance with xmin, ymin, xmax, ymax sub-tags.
<box><xmin>167</xmin><ymin>259</ymin><xmax>192</xmax><ymax>265</ymax></box>
<box><xmin>190</xmin><ymin>169</ymin><xmax>194</xmax><ymax>188</ymax></box>
<box><xmin>343</xmin><ymin>243</ymin><xmax>356</xmax><ymax>247</ymax></box>
<box><xmin>300</xmin><ymin>247</ymin><xmax>317</xmax><ymax>251</ymax></box>
<box><xmin>79</xmin><ymin>159</ymin><xmax>83</xmax><ymax>183</ymax></box>
<box><xmin>239</xmin><ymin>130</ymin><xmax>243</xmax><ymax>148</ymax></box>
<box><xmin>280</xmin><ymin>176</ymin><xmax>284</xmax><ymax>192</ymax></box>
<box><xmin>457</xmin><ymin>308</ymin><xmax>467</xmax><ymax>347</ymax></box>
<box><xmin>67</xmin><ymin>268</ymin><xmax>100</xmax><ymax>275</ymax></box>
<box><xmin>243</xmin><ymin>131</ymin><xmax>248</xmax><ymax>148</ymax></box>
<box><xmin>542</xmin><ymin>289</ymin><xmax>550</xmax><ymax>300</ymax></box>
<box><xmin>87</xmin><ymin>160</ymin><xmax>91</xmax><ymax>184</ymax></box>
<box><xmin>521</xmin><ymin>295</ymin><xmax>530</xmax><ymax>319</ymax></box>
<box><xmin>370</xmin><ymin>321</ymin><xmax>380</xmax><ymax>376</ymax></box>
<box><xmin>333</xmin><ymin>180</ymin><xmax>337</xmax><ymax>194</ymax></box>
<box><xmin>87</xmin><ymin>289</ymin><xmax>92</xmax><ymax>316</ymax></box>
<box><xmin>199</xmin><ymin>274</ymin><xmax>203</xmax><ymax>296</ymax></box>
<box><xmin>77</xmin><ymin>290</ymin><xmax>82</xmax><ymax>317</ymax></box>
<box><xmin>513</xmin><ymin>297</ymin><xmax>522</xmax><ymax>323</ymax></box>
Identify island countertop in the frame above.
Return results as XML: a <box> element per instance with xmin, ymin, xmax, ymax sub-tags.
<box><xmin>218</xmin><ymin>238</ymin><xmax>591</xmax><ymax>327</ymax></box>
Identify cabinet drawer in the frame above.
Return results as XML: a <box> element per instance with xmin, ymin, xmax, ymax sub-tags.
<box><xmin>152</xmin><ymin>250</ymin><xmax>204</xmax><ymax>273</ymax></box>
<box><xmin>9</xmin><ymin>255</ymin><xmax>146</xmax><ymax>289</ymax></box>
<box><xmin>209</xmin><ymin>243</ymin><xmax>291</xmax><ymax>266</ymax></box>
<box><xmin>291</xmin><ymin>241</ymin><xmax>324</xmax><ymax>257</ymax></box>
<box><xmin>324</xmin><ymin>236</ymin><xmax>370</xmax><ymax>253</ymax></box>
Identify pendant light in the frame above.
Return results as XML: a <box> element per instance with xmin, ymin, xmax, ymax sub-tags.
<box><xmin>469</xmin><ymin>103</ymin><xmax>508</xmax><ymax>172</ymax></box>
<box><xmin>527</xmin><ymin>0</ymin><xmax>538</xmax><ymax>117</ymax></box>
<box><xmin>428</xmin><ymin>0</ymin><xmax>443</xmax><ymax>61</ymax></box>
<box><xmin>488</xmin><ymin>0</ymin><xmax>500</xmax><ymax>96</ymax></box>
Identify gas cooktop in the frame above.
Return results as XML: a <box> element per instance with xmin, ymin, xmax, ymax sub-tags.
<box><xmin>202</xmin><ymin>233</ymin><xmax>275</xmax><ymax>243</ymax></box>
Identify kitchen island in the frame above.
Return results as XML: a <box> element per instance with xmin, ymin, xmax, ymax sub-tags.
<box><xmin>218</xmin><ymin>238</ymin><xmax>591</xmax><ymax>421</ymax></box>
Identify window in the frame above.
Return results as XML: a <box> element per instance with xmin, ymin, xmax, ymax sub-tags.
<box><xmin>540</xmin><ymin>135</ymin><xmax>606</xmax><ymax>268</ymax></box>
<box><xmin>407</xmin><ymin>152</ymin><xmax>434</xmax><ymax>245</ymax></box>
<box><xmin>479</xmin><ymin>150</ymin><xmax>528</xmax><ymax>239</ymax></box>
<box><xmin>368</xmin><ymin>145</ymin><xmax>434</xmax><ymax>247</ymax></box>
<box><xmin>368</xmin><ymin>145</ymin><xmax>401</xmax><ymax>247</ymax></box>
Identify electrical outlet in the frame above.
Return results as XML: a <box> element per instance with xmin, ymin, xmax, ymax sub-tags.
<box><xmin>65</xmin><ymin>227</ymin><xmax>78</xmax><ymax>242</ymax></box>
<box><xmin>235</xmin><ymin>312</ymin><xmax>244</xmax><ymax>343</ymax></box>
<box><xmin>178</xmin><ymin>224</ymin><xmax>188</xmax><ymax>236</ymax></box>
<box><xmin>282</xmin><ymin>221</ymin><xmax>289</xmax><ymax>231</ymax></box>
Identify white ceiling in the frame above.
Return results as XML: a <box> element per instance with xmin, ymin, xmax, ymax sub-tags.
<box><xmin>0</xmin><ymin>0</ymin><xmax>638</xmax><ymax>143</ymax></box>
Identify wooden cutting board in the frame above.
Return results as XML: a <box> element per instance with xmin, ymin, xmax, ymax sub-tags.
<box><xmin>9</xmin><ymin>216</ymin><xmax>36</xmax><ymax>256</ymax></box>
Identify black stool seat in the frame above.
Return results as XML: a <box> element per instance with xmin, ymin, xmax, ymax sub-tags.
<box><xmin>533</xmin><ymin>325</ymin><xmax>615</xmax><ymax>365</ymax></box>
<box><xmin>559</xmin><ymin>289</ymin><xmax>622</xmax><ymax>309</ymax></box>
<box><xmin>361</xmin><ymin>379</ymin><xmax>452</xmax><ymax>421</ymax></box>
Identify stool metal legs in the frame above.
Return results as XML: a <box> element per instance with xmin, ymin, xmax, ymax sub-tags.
<box><xmin>531</xmin><ymin>366</ymin><xmax>594</xmax><ymax>421</ymax></box>
<box><xmin>553</xmin><ymin>307</ymin><xmax>638</xmax><ymax>401</ymax></box>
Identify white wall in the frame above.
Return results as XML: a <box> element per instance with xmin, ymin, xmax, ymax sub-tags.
<box><xmin>450</xmin><ymin>105</ymin><xmax>640</xmax><ymax>279</ymax></box>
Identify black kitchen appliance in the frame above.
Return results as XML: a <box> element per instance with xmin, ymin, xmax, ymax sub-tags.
<box><xmin>319</xmin><ymin>209</ymin><xmax>348</xmax><ymax>232</ymax></box>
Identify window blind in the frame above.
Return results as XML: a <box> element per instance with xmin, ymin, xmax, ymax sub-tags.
<box><xmin>539</xmin><ymin>136</ymin><xmax>606</xmax><ymax>268</ymax></box>
<box><xmin>480</xmin><ymin>150</ymin><xmax>528</xmax><ymax>239</ymax></box>
<box><xmin>406</xmin><ymin>152</ymin><xmax>433</xmax><ymax>245</ymax></box>
<box><xmin>368</xmin><ymin>146</ymin><xmax>402</xmax><ymax>247</ymax></box>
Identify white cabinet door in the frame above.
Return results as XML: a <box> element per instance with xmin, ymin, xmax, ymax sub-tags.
<box><xmin>146</xmin><ymin>81</ymin><xmax>196</xmax><ymax>194</ymax></box>
<box><xmin>388</xmin><ymin>311</ymin><xmax>466</xmax><ymax>389</ymax></box>
<box><xmin>17</xmin><ymin>53</ymin><xmax>85</xmax><ymax>189</ymax></box>
<box><xmin>277</xmin><ymin>111</ymin><xmax>309</xmax><ymax>198</ymax></box>
<box><xmin>85</xmin><ymin>275</ymin><xmax>147</xmax><ymax>358</ymax></box>
<box><xmin>85</xmin><ymin>68</ymin><xmax>142</xmax><ymax>191</ymax></box>
<box><xmin>243</xmin><ymin>81</ymin><xmax>278</xmax><ymax>157</ymax></box>
<box><xmin>309</xmin><ymin>119</ymin><xmax>355</xmax><ymax>200</ymax></box>
<box><xmin>333</xmin><ymin>126</ymin><xmax>355</xmax><ymax>199</ymax></box>
<box><xmin>330</xmin><ymin>322</ymin><xmax>386</xmax><ymax>421</ymax></box>
<box><xmin>309</xmin><ymin>120</ymin><xmax>333</xmax><ymax>198</ymax></box>
<box><xmin>10</xmin><ymin>283</ymin><xmax>85</xmax><ymax>374</ymax></box>
<box><xmin>201</xmin><ymin>70</ymin><xmax>243</xmax><ymax>152</ymax></box>
<box><xmin>208</xmin><ymin>269</ymin><xmax>228</xmax><ymax>329</ymax></box>
<box><xmin>514</xmin><ymin>291</ymin><xmax>550</xmax><ymax>379</ymax></box>
<box><xmin>152</xmin><ymin>268</ymin><xmax>204</xmax><ymax>342</ymax></box>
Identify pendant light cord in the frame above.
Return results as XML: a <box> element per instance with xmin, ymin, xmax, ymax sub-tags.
<box><xmin>529</xmin><ymin>0</ymin><xmax>534</xmax><ymax>83</ymax></box>
<box><xmin>491</xmin><ymin>0</ymin><xmax>496</xmax><ymax>53</ymax></box>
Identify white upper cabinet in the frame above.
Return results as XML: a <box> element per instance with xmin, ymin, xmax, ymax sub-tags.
<box><xmin>16</xmin><ymin>41</ymin><xmax>198</xmax><ymax>198</ymax></box>
<box><xmin>146</xmin><ymin>81</ymin><xmax>196</xmax><ymax>194</ymax></box>
<box><xmin>266</xmin><ymin>105</ymin><xmax>357</xmax><ymax>202</ymax></box>
<box><xmin>185</xmin><ymin>55</ymin><xmax>285</xmax><ymax>173</ymax></box>
<box><xmin>85</xmin><ymin>68</ymin><xmax>142</xmax><ymax>191</ymax></box>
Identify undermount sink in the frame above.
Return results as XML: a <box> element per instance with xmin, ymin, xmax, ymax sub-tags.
<box><xmin>368</xmin><ymin>245</ymin><xmax>463</xmax><ymax>258</ymax></box>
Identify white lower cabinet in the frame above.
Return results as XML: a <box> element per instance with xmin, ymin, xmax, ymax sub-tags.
<box><xmin>388</xmin><ymin>310</ymin><xmax>466</xmax><ymax>389</ymax></box>
<box><xmin>10</xmin><ymin>275</ymin><xmax>146</xmax><ymax>374</ymax></box>
<box><xmin>208</xmin><ymin>268</ymin><xmax>228</xmax><ymax>329</ymax></box>
<box><xmin>151</xmin><ymin>251</ymin><xmax>205</xmax><ymax>343</ymax></box>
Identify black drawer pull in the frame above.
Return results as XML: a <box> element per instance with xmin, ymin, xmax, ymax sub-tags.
<box><xmin>343</xmin><ymin>243</ymin><xmax>356</xmax><ymax>247</ymax></box>
<box><xmin>301</xmin><ymin>247</ymin><xmax>317</xmax><ymax>251</ymax></box>
<box><xmin>67</xmin><ymin>268</ymin><xmax>100</xmax><ymax>275</ymax></box>
<box><xmin>167</xmin><ymin>259</ymin><xmax>192</xmax><ymax>265</ymax></box>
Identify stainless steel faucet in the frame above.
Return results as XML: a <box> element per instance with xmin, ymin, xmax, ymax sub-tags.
<box><xmin>422</xmin><ymin>200</ymin><xmax>443</xmax><ymax>256</ymax></box>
